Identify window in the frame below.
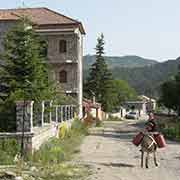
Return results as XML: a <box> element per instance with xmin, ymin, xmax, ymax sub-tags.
<box><xmin>59</xmin><ymin>40</ymin><xmax>67</xmax><ymax>53</ymax></box>
<box><xmin>59</xmin><ymin>70</ymin><xmax>67</xmax><ymax>83</ymax></box>
<box><xmin>40</xmin><ymin>39</ymin><xmax>48</xmax><ymax>57</ymax></box>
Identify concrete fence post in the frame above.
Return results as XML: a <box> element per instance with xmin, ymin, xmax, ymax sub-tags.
<box><xmin>16</xmin><ymin>101</ymin><xmax>34</xmax><ymax>133</ymax></box>
<box><xmin>55</xmin><ymin>106</ymin><xmax>58</xmax><ymax>123</ymax></box>
<box><xmin>41</xmin><ymin>101</ymin><xmax>45</xmax><ymax>127</ymax></box>
<box><xmin>49</xmin><ymin>100</ymin><xmax>53</xmax><ymax>123</ymax></box>
<box><xmin>60</xmin><ymin>106</ymin><xmax>63</xmax><ymax>121</ymax></box>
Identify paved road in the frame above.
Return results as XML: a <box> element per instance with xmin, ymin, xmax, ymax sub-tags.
<box><xmin>75</xmin><ymin>120</ymin><xmax>180</xmax><ymax>180</ymax></box>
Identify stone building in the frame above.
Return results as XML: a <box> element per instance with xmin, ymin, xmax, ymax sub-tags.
<box><xmin>0</xmin><ymin>7</ymin><xmax>85</xmax><ymax>118</ymax></box>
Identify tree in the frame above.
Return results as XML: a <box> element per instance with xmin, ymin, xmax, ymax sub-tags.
<box><xmin>102</xmin><ymin>80</ymin><xmax>137</xmax><ymax>112</ymax></box>
<box><xmin>84</xmin><ymin>34</ymin><xmax>113</xmax><ymax>111</ymax></box>
<box><xmin>159</xmin><ymin>80</ymin><xmax>178</xmax><ymax>112</ymax></box>
<box><xmin>0</xmin><ymin>18</ymin><xmax>52</xmax><ymax>102</ymax></box>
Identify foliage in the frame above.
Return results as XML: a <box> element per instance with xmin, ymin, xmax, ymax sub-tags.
<box><xmin>0</xmin><ymin>138</ymin><xmax>20</xmax><ymax>165</ymax></box>
<box><xmin>159</xmin><ymin>63</ymin><xmax>180</xmax><ymax>115</ymax></box>
<box><xmin>83</xmin><ymin>55</ymin><xmax>157</xmax><ymax>71</ymax></box>
<box><xmin>84</xmin><ymin>34</ymin><xmax>114</xmax><ymax>112</ymax></box>
<box><xmin>0</xmin><ymin>18</ymin><xmax>51</xmax><ymax>102</ymax></box>
<box><xmin>110</xmin><ymin>79</ymin><xmax>137</xmax><ymax>106</ymax></box>
<box><xmin>0</xmin><ymin>17</ymin><xmax>76</xmax><ymax>131</ymax></box>
<box><xmin>158</xmin><ymin>118</ymin><xmax>180</xmax><ymax>141</ymax></box>
<box><xmin>106</xmin><ymin>115</ymin><xmax>123</xmax><ymax>121</ymax></box>
<box><xmin>84</xmin><ymin>56</ymin><xmax>180</xmax><ymax>97</ymax></box>
<box><xmin>159</xmin><ymin>80</ymin><xmax>178</xmax><ymax>111</ymax></box>
<box><xmin>0</xmin><ymin>101</ymin><xmax>16</xmax><ymax>132</ymax></box>
<box><xmin>30</xmin><ymin>119</ymin><xmax>88</xmax><ymax>165</ymax></box>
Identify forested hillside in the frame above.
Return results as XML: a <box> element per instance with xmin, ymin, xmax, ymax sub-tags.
<box><xmin>112</xmin><ymin>58</ymin><xmax>179</xmax><ymax>97</ymax></box>
<box><xmin>84</xmin><ymin>56</ymin><xmax>180</xmax><ymax>97</ymax></box>
<box><xmin>83</xmin><ymin>55</ymin><xmax>157</xmax><ymax>70</ymax></box>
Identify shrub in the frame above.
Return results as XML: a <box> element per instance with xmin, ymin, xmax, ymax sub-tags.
<box><xmin>31</xmin><ymin>118</ymin><xmax>88</xmax><ymax>165</ymax></box>
<box><xmin>0</xmin><ymin>138</ymin><xmax>20</xmax><ymax>165</ymax></box>
<box><xmin>106</xmin><ymin>115</ymin><xmax>123</xmax><ymax>121</ymax></box>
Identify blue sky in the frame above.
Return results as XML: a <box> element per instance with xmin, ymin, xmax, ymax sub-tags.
<box><xmin>1</xmin><ymin>0</ymin><xmax>180</xmax><ymax>61</ymax></box>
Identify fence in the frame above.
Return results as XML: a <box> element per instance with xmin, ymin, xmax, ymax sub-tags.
<box><xmin>0</xmin><ymin>100</ymin><xmax>77</xmax><ymax>151</ymax></box>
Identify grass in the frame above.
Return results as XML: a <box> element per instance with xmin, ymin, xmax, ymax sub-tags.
<box><xmin>0</xmin><ymin>138</ymin><xmax>20</xmax><ymax>165</ymax></box>
<box><xmin>28</xmin><ymin>119</ymin><xmax>90</xmax><ymax>180</ymax></box>
<box><xmin>0</xmin><ymin>119</ymin><xmax>91</xmax><ymax>180</ymax></box>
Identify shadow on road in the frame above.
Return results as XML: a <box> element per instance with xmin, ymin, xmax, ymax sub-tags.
<box><xmin>100</xmin><ymin>162</ymin><xmax>135</xmax><ymax>168</ymax></box>
<box><xmin>81</xmin><ymin>161</ymin><xmax>135</xmax><ymax>168</ymax></box>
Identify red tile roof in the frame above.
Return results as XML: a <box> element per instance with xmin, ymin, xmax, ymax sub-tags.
<box><xmin>0</xmin><ymin>7</ymin><xmax>85</xmax><ymax>34</ymax></box>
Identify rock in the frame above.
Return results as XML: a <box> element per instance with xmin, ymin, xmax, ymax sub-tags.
<box><xmin>4</xmin><ymin>171</ymin><xmax>16</xmax><ymax>178</ymax></box>
<box><xmin>30</xmin><ymin>166</ymin><xmax>38</xmax><ymax>172</ymax></box>
<box><xmin>15</xmin><ymin>176</ymin><xmax>23</xmax><ymax>180</ymax></box>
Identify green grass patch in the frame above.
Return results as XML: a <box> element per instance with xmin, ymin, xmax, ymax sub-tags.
<box><xmin>0</xmin><ymin>138</ymin><xmax>20</xmax><ymax>165</ymax></box>
<box><xmin>27</xmin><ymin>119</ymin><xmax>90</xmax><ymax>179</ymax></box>
<box><xmin>0</xmin><ymin>119</ymin><xmax>91</xmax><ymax>180</ymax></box>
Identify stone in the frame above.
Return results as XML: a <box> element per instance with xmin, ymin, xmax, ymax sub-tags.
<box><xmin>15</xmin><ymin>176</ymin><xmax>23</xmax><ymax>180</ymax></box>
<box><xmin>30</xmin><ymin>166</ymin><xmax>38</xmax><ymax>172</ymax></box>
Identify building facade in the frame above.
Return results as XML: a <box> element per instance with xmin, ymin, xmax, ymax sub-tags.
<box><xmin>0</xmin><ymin>8</ymin><xmax>85</xmax><ymax>118</ymax></box>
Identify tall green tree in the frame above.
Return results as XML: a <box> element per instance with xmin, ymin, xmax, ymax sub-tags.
<box><xmin>159</xmin><ymin>64</ymin><xmax>180</xmax><ymax>115</ymax></box>
<box><xmin>84</xmin><ymin>34</ymin><xmax>113</xmax><ymax>111</ymax></box>
<box><xmin>0</xmin><ymin>18</ymin><xmax>56</xmax><ymax>131</ymax></box>
<box><xmin>159</xmin><ymin>80</ymin><xmax>178</xmax><ymax>112</ymax></box>
<box><xmin>0</xmin><ymin>18</ymin><xmax>52</xmax><ymax>102</ymax></box>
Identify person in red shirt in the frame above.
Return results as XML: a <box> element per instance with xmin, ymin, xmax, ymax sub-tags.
<box><xmin>145</xmin><ymin>112</ymin><xmax>157</xmax><ymax>132</ymax></box>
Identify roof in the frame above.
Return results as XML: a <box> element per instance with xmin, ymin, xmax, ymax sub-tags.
<box><xmin>124</xmin><ymin>101</ymin><xmax>145</xmax><ymax>104</ymax></box>
<box><xmin>0</xmin><ymin>7</ymin><xmax>85</xmax><ymax>34</ymax></box>
<box><xmin>139</xmin><ymin>95</ymin><xmax>156</xmax><ymax>102</ymax></box>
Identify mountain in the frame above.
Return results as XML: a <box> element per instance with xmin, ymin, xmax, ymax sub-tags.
<box><xmin>112</xmin><ymin>58</ymin><xmax>180</xmax><ymax>97</ymax></box>
<box><xmin>83</xmin><ymin>55</ymin><xmax>158</xmax><ymax>70</ymax></box>
<box><xmin>83</xmin><ymin>55</ymin><xmax>180</xmax><ymax>98</ymax></box>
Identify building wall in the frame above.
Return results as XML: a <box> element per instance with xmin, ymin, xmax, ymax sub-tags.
<box><xmin>0</xmin><ymin>21</ymin><xmax>84</xmax><ymax>118</ymax></box>
<box><xmin>47</xmin><ymin>34</ymin><xmax>78</xmax><ymax>63</ymax></box>
<box><xmin>45</xmin><ymin>31</ymin><xmax>83</xmax><ymax>118</ymax></box>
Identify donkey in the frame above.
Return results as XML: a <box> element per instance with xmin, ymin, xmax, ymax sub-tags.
<box><xmin>140</xmin><ymin>133</ymin><xmax>158</xmax><ymax>168</ymax></box>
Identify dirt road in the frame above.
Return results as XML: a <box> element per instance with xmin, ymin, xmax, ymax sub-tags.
<box><xmin>75</xmin><ymin>120</ymin><xmax>180</xmax><ymax>180</ymax></box>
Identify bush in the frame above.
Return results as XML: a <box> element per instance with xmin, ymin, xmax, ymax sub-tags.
<box><xmin>106</xmin><ymin>115</ymin><xmax>123</xmax><ymax>121</ymax></box>
<box><xmin>158</xmin><ymin>119</ymin><xmax>180</xmax><ymax>141</ymax></box>
<box><xmin>30</xmin><ymin>118</ymin><xmax>88</xmax><ymax>165</ymax></box>
<box><xmin>0</xmin><ymin>138</ymin><xmax>20</xmax><ymax>165</ymax></box>
<box><xmin>31</xmin><ymin>139</ymin><xmax>65</xmax><ymax>164</ymax></box>
<box><xmin>71</xmin><ymin>118</ymin><xmax>88</xmax><ymax>135</ymax></box>
<box><xmin>0</xmin><ymin>102</ymin><xmax>16</xmax><ymax>132</ymax></box>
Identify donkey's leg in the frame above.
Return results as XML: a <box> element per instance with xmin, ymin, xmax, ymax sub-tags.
<box><xmin>145</xmin><ymin>152</ymin><xmax>149</xmax><ymax>168</ymax></box>
<box><xmin>141</xmin><ymin>150</ymin><xmax>144</xmax><ymax>168</ymax></box>
<box><xmin>153</xmin><ymin>151</ymin><xmax>158</xmax><ymax>167</ymax></box>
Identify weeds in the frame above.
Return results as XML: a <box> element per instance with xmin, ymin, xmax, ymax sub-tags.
<box><xmin>0</xmin><ymin>138</ymin><xmax>20</xmax><ymax>165</ymax></box>
<box><xmin>0</xmin><ymin>119</ymin><xmax>90</xmax><ymax>180</ymax></box>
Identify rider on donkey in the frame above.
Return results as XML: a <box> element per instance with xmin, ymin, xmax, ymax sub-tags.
<box><xmin>145</xmin><ymin>112</ymin><xmax>158</xmax><ymax>133</ymax></box>
<box><xmin>144</xmin><ymin>112</ymin><xmax>166</xmax><ymax>148</ymax></box>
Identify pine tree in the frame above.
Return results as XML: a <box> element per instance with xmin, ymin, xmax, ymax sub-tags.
<box><xmin>0</xmin><ymin>17</ymin><xmax>51</xmax><ymax>102</ymax></box>
<box><xmin>85</xmin><ymin>34</ymin><xmax>113</xmax><ymax>111</ymax></box>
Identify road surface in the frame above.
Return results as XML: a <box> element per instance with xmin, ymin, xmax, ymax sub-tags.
<box><xmin>75</xmin><ymin>119</ymin><xmax>180</xmax><ymax>180</ymax></box>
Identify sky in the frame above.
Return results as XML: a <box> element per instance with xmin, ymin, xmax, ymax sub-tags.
<box><xmin>1</xmin><ymin>0</ymin><xmax>180</xmax><ymax>61</ymax></box>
